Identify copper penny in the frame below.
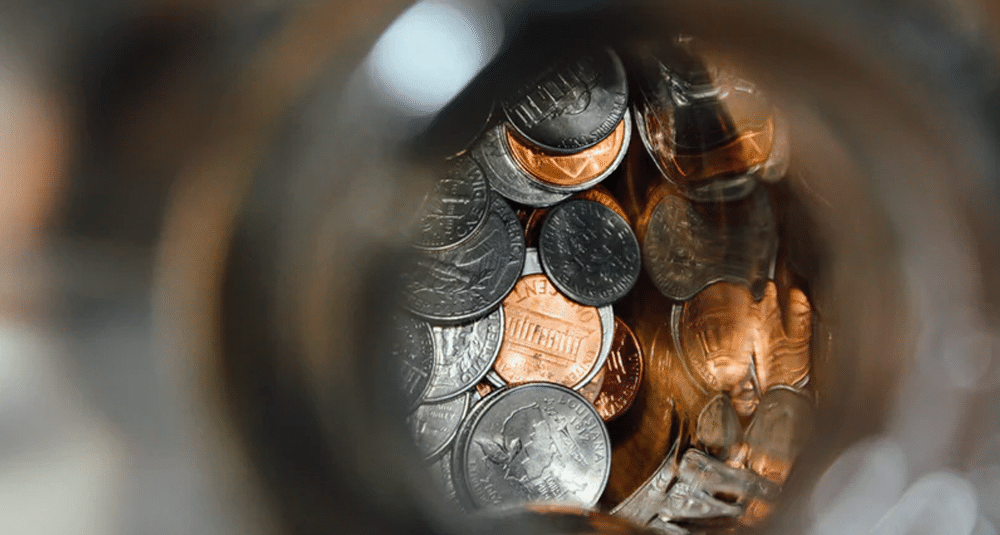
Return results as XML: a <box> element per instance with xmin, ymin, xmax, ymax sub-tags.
<box><xmin>506</xmin><ymin>117</ymin><xmax>626</xmax><ymax>188</ymax></box>
<box><xmin>491</xmin><ymin>273</ymin><xmax>604</xmax><ymax>387</ymax></box>
<box><xmin>594</xmin><ymin>317</ymin><xmax>644</xmax><ymax>421</ymax></box>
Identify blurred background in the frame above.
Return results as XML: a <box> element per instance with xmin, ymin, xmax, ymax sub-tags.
<box><xmin>1</xmin><ymin>0</ymin><xmax>999</xmax><ymax>533</ymax></box>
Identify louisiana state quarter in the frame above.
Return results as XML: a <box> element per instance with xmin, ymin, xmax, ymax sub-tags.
<box><xmin>424</xmin><ymin>307</ymin><xmax>505</xmax><ymax>403</ymax></box>
<box><xmin>411</xmin><ymin>154</ymin><xmax>490</xmax><ymax>250</ymax></box>
<box><xmin>539</xmin><ymin>200</ymin><xmax>641</xmax><ymax>307</ymax></box>
<box><xmin>454</xmin><ymin>383</ymin><xmax>611</xmax><ymax>509</ymax></box>
<box><xmin>404</xmin><ymin>196</ymin><xmax>526</xmax><ymax>323</ymax></box>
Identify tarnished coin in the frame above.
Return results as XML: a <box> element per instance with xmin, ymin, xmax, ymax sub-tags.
<box><xmin>390</xmin><ymin>315</ymin><xmax>436</xmax><ymax>409</ymax></box>
<box><xmin>424</xmin><ymin>307</ymin><xmax>505</xmax><ymax>403</ymax></box>
<box><xmin>404</xmin><ymin>195</ymin><xmax>526</xmax><ymax>323</ymax></box>
<box><xmin>506</xmin><ymin>110</ymin><xmax>631</xmax><ymax>193</ymax></box>
<box><xmin>408</xmin><ymin>392</ymin><xmax>471</xmax><ymax>461</ymax></box>
<box><xmin>454</xmin><ymin>383</ymin><xmax>611</xmax><ymax>509</ymax></box>
<box><xmin>641</xmin><ymin>184</ymin><xmax>777</xmax><ymax>301</ymax></box>
<box><xmin>412</xmin><ymin>154</ymin><xmax>490</xmax><ymax>250</ymax></box>
<box><xmin>472</xmin><ymin>123</ymin><xmax>572</xmax><ymax>207</ymax></box>
<box><xmin>539</xmin><ymin>200</ymin><xmax>641</xmax><ymax>307</ymax></box>
<box><xmin>593</xmin><ymin>318</ymin><xmax>644</xmax><ymax>421</ymax></box>
<box><xmin>504</xmin><ymin>48</ymin><xmax>628</xmax><ymax>153</ymax></box>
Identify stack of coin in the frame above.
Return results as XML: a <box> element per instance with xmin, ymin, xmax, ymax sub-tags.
<box><xmin>384</xmin><ymin>39</ymin><xmax>814</xmax><ymax>534</ymax></box>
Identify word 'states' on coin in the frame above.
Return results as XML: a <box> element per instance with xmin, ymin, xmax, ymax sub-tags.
<box><xmin>504</xmin><ymin>48</ymin><xmax>628</xmax><ymax>153</ymax></box>
<box><xmin>453</xmin><ymin>383</ymin><xmax>612</xmax><ymax>510</ymax></box>
<box><xmin>539</xmin><ymin>200</ymin><xmax>641</xmax><ymax>307</ymax></box>
<box><xmin>412</xmin><ymin>154</ymin><xmax>490</xmax><ymax>250</ymax></box>
<box><xmin>407</xmin><ymin>392</ymin><xmax>471</xmax><ymax>461</ymax></box>
<box><xmin>490</xmin><ymin>273</ymin><xmax>604</xmax><ymax>388</ymax></box>
<box><xmin>390</xmin><ymin>315</ymin><xmax>436</xmax><ymax>409</ymax></box>
<box><xmin>424</xmin><ymin>307</ymin><xmax>505</xmax><ymax>403</ymax></box>
<box><xmin>641</xmin><ymin>184</ymin><xmax>777</xmax><ymax>301</ymax></box>
<box><xmin>404</xmin><ymin>195</ymin><xmax>526</xmax><ymax>324</ymax></box>
<box><xmin>594</xmin><ymin>318</ymin><xmax>644</xmax><ymax>421</ymax></box>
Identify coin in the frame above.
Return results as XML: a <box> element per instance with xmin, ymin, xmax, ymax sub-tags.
<box><xmin>672</xmin><ymin>281</ymin><xmax>811</xmax><ymax>417</ymax></box>
<box><xmin>472</xmin><ymin>123</ymin><xmax>572</xmax><ymax>207</ymax></box>
<box><xmin>411</xmin><ymin>154</ymin><xmax>490</xmax><ymax>250</ymax></box>
<box><xmin>404</xmin><ymin>195</ymin><xmax>526</xmax><ymax>323</ymax></box>
<box><xmin>578</xmin><ymin>366</ymin><xmax>606</xmax><ymax>403</ymax></box>
<box><xmin>506</xmin><ymin>111</ymin><xmax>631</xmax><ymax>193</ymax></box>
<box><xmin>522</xmin><ymin>186</ymin><xmax>628</xmax><ymax>248</ymax></box>
<box><xmin>504</xmin><ymin>48</ymin><xmax>628</xmax><ymax>153</ymax></box>
<box><xmin>428</xmin><ymin>452</ymin><xmax>460</xmax><ymax>505</ymax></box>
<box><xmin>408</xmin><ymin>392</ymin><xmax>472</xmax><ymax>461</ymax></box>
<box><xmin>424</xmin><ymin>307</ymin><xmax>505</xmax><ymax>403</ymax></box>
<box><xmin>453</xmin><ymin>383</ymin><xmax>612</xmax><ymax>509</ymax></box>
<box><xmin>539</xmin><ymin>200</ymin><xmax>641</xmax><ymax>307</ymax></box>
<box><xmin>641</xmin><ymin>184</ymin><xmax>777</xmax><ymax>301</ymax></box>
<box><xmin>390</xmin><ymin>315</ymin><xmax>436</xmax><ymax>409</ymax></box>
<box><xmin>593</xmin><ymin>318</ymin><xmax>644</xmax><ymax>421</ymax></box>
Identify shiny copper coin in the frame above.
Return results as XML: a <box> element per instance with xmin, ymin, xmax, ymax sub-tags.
<box><xmin>594</xmin><ymin>318</ymin><xmax>644</xmax><ymax>421</ymax></box>
<box><xmin>491</xmin><ymin>274</ymin><xmax>604</xmax><ymax>387</ymax></box>
<box><xmin>506</xmin><ymin>117</ymin><xmax>626</xmax><ymax>188</ymax></box>
<box><xmin>474</xmin><ymin>381</ymin><xmax>495</xmax><ymax>399</ymax></box>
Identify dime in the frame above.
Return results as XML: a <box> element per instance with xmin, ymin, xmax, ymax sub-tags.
<box><xmin>641</xmin><ymin>184</ymin><xmax>777</xmax><ymax>301</ymax></box>
<box><xmin>472</xmin><ymin>123</ymin><xmax>571</xmax><ymax>207</ymax></box>
<box><xmin>539</xmin><ymin>200</ymin><xmax>641</xmax><ymax>307</ymax></box>
<box><xmin>404</xmin><ymin>195</ymin><xmax>526</xmax><ymax>323</ymax></box>
<box><xmin>522</xmin><ymin>185</ymin><xmax>628</xmax><ymax>248</ymax></box>
<box><xmin>489</xmin><ymin>273</ymin><xmax>603</xmax><ymax>387</ymax></box>
<box><xmin>453</xmin><ymin>383</ymin><xmax>612</xmax><ymax>510</ymax></box>
<box><xmin>411</xmin><ymin>154</ymin><xmax>490</xmax><ymax>250</ymax></box>
<box><xmin>593</xmin><ymin>318</ymin><xmax>644</xmax><ymax>421</ymax></box>
<box><xmin>390</xmin><ymin>315</ymin><xmax>436</xmax><ymax>409</ymax></box>
<box><xmin>504</xmin><ymin>48</ymin><xmax>628</xmax><ymax>153</ymax></box>
<box><xmin>408</xmin><ymin>392</ymin><xmax>472</xmax><ymax>461</ymax></box>
<box><xmin>506</xmin><ymin>110</ymin><xmax>632</xmax><ymax>193</ymax></box>
<box><xmin>424</xmin><ymin>307</ymin><xmax>505</xmax><ymax>403</ymax></box>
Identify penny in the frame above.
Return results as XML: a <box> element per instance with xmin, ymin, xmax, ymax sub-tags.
<box><xmin>390</xmin><ymin>315</ymin><xmax>436</xmax><ymax>409</ymax></box>
<box><xmin>672</xmin><ymin>281</ymin><xmax>812</xmax><ymax>417</ymax></box>
<box><xmin>504</xmin><ymin>48</ymin><xmax>628</xmax><ymax>153</ymax></box>
<box><xmin>424</xmin><ymin>307</ymin><xmax>505</xmax><ymax>403</ymax></box>
<box><xmin>539</xmin><ymin>200</ymin><xmax>641</xmax><ymax>307</ymax></box>
<box><xmin>408</xmin><ymin>392</ymin><xmax>471</xmax><ymax>461</ymax></box>
<box><xmin>453</xmin><ymin>383</ymin><xmax>611</xmax><ymax>510</ymax></box>
<box><xmin>404</xmin><ymin>195</ymin><xmax>526</xmax><ymax>323</ymax></box>
<box><xmin>474</xmin><ymin>381</ymin><xmax>495</xmax><ymax>399</ymax></box>
<box><xmin>472</xmin><ymin>123</ymin><xmax>571</xmax><ymax>207</ymax></box>
<box><xmin>641</xmin><ymin>183</ymin><xmax>777</xmax><ymax>301</ymax></box>
<box><xmin>411</xmin><ymin>154</ymin><xmax>490</xmax><ymax>250</ymax></box>
<box><xmin>489</xmin><ymin>273</ymin><xmax>604</xmax><ymax>388</ymax></box>
<box><xmin>593</xmin><ymin>318</ymin><xmax>644</xmax><ymax>421</ymax></box>
<box><xmin>506</xmin><ymin>111</ymin><xmax>631</xmax><ymax>192</ymax></box>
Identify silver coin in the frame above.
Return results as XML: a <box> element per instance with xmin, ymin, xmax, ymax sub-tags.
<box><xmin>424</xmin><ymin>307</ymin><xmax>505</xmax><ymax>403</ymax></box>
<box><xmin>504</xmin><ymin>48</ymin><xmax>628</xmax><ymax>154</ymax></box>
<box><xmin>408</xmin><ymin>391</ymin><xmax>471</xmax><ymax>461</ymax></box>
<box><xmin>428</xmin><ymin>450</ymin><xmax>460</xmax><ymax>505</ymax></box>
<box><xmin>390</xmin><ymin>315</ymin><xmax>436</xmax><ymax>409</ymax></box>
<box><xmin>453</xmin><ymin>383</ymin><xmax>611</xmax><ymax>510</ymax></box>
<box><xmin>486</xmin><ymin>249</ymin><xmax>613</xmax><ymax>390</ymax></box>
<box><xmin>528</xmin><ymin>109</ymin><xmax>633</xmax><ymax>195</ymax></box>
<box><xmin>412</xmin><ymin>154</ymin><xmax>490</xmax><ymax>250</ymax></box>
<box><xmin>471</xmin><ymin>123</ymin><xmax>571</xmax><ymax>207</ymax></box>
<box><xmin>539</xmin><ymin>200</ymin><xmax>641</xmax><ymax>306</ymax></box>
<box><xmin>404</xmin><ymin>195</ymin><xmax>526</xmax><ymax>323</ymax></box>
<box><xmin>642</xmin><ymin>185</ymin><xmax>777</xmax><ymax>301</ymax></box>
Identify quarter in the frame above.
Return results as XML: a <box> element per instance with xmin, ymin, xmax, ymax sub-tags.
<box><xmin>390</xmin><ymin>314</ymin><xmax>436</xmax><ymax>409</ymax></box>
<box><xmin>408</xmin><ymin>392</ymin><xmax>472</xmax><ymax>461</ymax></box>
<box><xmin>411</xmin><ymin>154</ymin><xmax>490</xmax><ymax>250</ymax></box>
<box><xmin>424</xmin><ymin>306</ymin><xmax>505</xmax><ymax>402</ymax></box>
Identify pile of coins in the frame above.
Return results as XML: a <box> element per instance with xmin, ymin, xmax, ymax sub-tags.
<box><xmin>391</xmin><ymin>39</ymin><xmax>814</xmax><ymax>534</ymax></box>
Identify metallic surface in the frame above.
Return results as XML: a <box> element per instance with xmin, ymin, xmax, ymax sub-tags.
<box><xmin>521</xmin><ymin>185</ymin><xmax>629</xmax><ymax>248</ymax></box>
<box><xmin>425</xmin><ymin>306</ymin><xmax>505</xmax><ymax>402</ymax></box>
<box><xmin>453</xmin><ymin>383</ymin><xmax>612</xmax><ymax>509</ymax></box>
<box><xmin>411</xmin><ymin>154</ymin><xmax>491</xmax><ymax>250</ymax></box>
<box><xmin>391</xmin><ymin>314</ymin><xmax>436</xmax><ymax>409</ymax></box>
<box><xmin>504</xmin><ymin>48</ymin><xmax>628</xmax><ymax>153</ymax></box>
<box><xmin>404</xmin><ymin>195</ymin><xmax>526</xmax><ymax>323</ymax></box>
<box><xmin>539</xmin><ymin>200</ymin><xmax>641</xmax><ymax>306</ymax></box>
<box><xmin>593</xmin><ymin>318</ymin><xmax>644</xmax><ymax>421</ymax></box>
<box><xmin>472</xmin><ymin>122</ymin><xmax>572</xmax><ymax>207</ymax></box>
<box><xmin>506</xmin><ymin>112</ymin><xmax>631</xmax><ymax>192</ymax></box>
<box><xmin>640</xmin><ymin>183</ymin><xmax>777</xmax><ymax>301</ymax></box>
<box><xmin>578</xmin><ymin>366</ymin><xmax>606</xmax><ymax>403</ymax></box>
<box><xmin>408</xmin><ymin>391</ymin><xmax>472</xmax><ymax>461</ymax></box>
